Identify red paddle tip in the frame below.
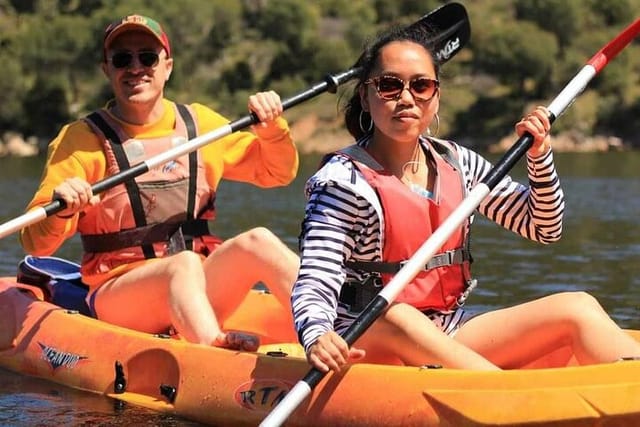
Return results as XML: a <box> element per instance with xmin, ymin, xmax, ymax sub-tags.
<box><xmin>588</xmin><ymin>18</ymin><xmax>640</xmax><ymax>73</ymax></box>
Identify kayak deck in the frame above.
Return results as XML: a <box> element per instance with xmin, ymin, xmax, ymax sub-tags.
<box><xmin>2</xmin><ymin>278</ymin><xmax>640</xmax><ymax>426</ymax></box>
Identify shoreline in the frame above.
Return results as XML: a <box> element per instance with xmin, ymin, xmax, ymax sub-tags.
<box><xmin>1</xmin><ymin>125</ymin><xmax>631</xmax><ymax>158</ymax></box>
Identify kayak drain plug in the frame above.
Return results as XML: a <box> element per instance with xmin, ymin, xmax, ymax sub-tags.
<box><xmin>160</xmin><ymin>384</ymin><xmax>177</xmax><ymax>403</ymax></box>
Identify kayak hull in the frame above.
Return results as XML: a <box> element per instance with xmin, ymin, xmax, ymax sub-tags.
<box><xmin>2</xmin><ymin>277</ymin><xmax>640</xmax><ymax>426</ymax></box>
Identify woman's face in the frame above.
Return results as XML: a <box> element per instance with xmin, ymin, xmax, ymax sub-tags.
<box><xmin>361</xmin><ymin>40</ymin><xmax>439</xmax><ymax>144</ymax></box>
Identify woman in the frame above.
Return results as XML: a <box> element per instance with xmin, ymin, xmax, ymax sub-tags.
<box><xmin>291</xmin><ymin>24</ymin><xmax>640</xmax><ymax>371</ymax></box>
<box><xmin>20</xmin><ymin>15</ymin><xmax>299</xmax><ymax>352</ymax></box>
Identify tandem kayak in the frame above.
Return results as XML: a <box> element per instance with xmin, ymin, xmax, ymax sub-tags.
<box><xmin>2</xmin><ymin>276</ymin><xmax>640</xmax><ymax>426</ymax></box>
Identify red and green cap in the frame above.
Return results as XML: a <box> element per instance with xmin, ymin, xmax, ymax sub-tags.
<box><xmin>103</xmin><ymin>15</ymin><xmax>171</xmax><ymax>58</ymax></box>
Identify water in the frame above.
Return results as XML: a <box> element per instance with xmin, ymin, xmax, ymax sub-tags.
<box><xmin>0</xmin><ymin>368</ymin><xmax>200</xmax><ymax>426</ymax></box>
<box><xmin>1</xmin><ymin>150</ymin><xmax>640</xmax><ymax>425</ymax></box>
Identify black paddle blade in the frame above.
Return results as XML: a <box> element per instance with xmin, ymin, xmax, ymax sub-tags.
<box><xmin>408</xmin><ymin>2</ymin><xmax>471</xmax><ymax>64</ymax></box>
<box><xmin>352</xmin><ymin>2</ymin><xmax>470</xmax><ymax>69</ymax></box>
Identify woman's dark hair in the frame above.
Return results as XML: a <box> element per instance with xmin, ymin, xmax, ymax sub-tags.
<box><xmin>344</xmin><ymin>24</ymin><xmax>441</xmax><ymax>140</ymax></box>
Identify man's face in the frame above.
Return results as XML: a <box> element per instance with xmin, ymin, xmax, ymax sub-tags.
<box><xmin>102</xmin><ymin>30</ymin><xmax>173</xmax><ymax>109</ymax></box>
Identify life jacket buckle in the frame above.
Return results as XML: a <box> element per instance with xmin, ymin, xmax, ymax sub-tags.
<box><xmin>449</xmin><ymin>249</ymin><xmax>464</xmax><ymax>264</ymax></box>
<box><xmin>167</xmin><ymin>227</ymin><xmax>187</xmax><ymax>254</ymax></box>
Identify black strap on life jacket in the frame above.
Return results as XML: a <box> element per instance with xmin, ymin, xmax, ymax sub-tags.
<box><xmin>340</xmin><ymin>247</ymin><xmax>477</xmax><ymax>313</ymax></box>
<box><xmin>176</xmin><ymin>103</ymin><xmax>198</xmax><ymax>238</ymax></box>
<box><xmin>81</xmin><ymin>219</ymin><xmax>210</xmax><ymax>253</ymax></box>
<box><xmin>85</xmin><ymin>104</ymin><xmax>199</xmax><ymax>257</ymax></box>
<box><xmin>345</xmin><ymin>248</ymin><xmax>472</xmax><ymax>274</ymax></box>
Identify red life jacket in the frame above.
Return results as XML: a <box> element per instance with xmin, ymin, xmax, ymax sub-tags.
<box><xmin>78</xmin><ymin>103</ymin><xmax>219</xmax><ymax>276</ymax></box>
<box><xmin>341</xmin><ymin>139</ymin><xmax>473</xmax><ymax>311</ymax></box>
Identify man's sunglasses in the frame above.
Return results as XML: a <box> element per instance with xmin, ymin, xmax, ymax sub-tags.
<box><xmin>109</xmin><ymin>51</ymin><xmax>160</xmax><ymax>69</ymax></box>
<box><xmin>364</xmin><ymin>75</ymin><xmax>440</xmax><ymax>102</ymax></box>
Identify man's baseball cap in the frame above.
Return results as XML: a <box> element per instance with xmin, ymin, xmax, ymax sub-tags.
<box><xmin>103</xmin><ymin>14</ymin><xmax>171</xmax><ymax>57</ymax></box>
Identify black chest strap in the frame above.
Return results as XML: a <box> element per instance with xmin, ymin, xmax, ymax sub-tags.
<box><xmin>345</xmin><ymin>248</ymin><xmax>472</xmax><ymax>274</ymax></box>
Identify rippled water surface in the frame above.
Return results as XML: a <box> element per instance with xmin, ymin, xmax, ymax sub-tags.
<box><xmin>1</xmin><ymin>151</ymin><xmax>640</xmax><ymax>425</ymax></box>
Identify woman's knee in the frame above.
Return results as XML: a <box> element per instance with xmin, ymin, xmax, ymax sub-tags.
<box><xmin>234</xmin><ymin>227</ymin><xmax>283</xmax><ymax>254</ymax></box>
<box><xmin>551</xmin><ymin>291</ymin><xmax>604</xmax><ymax>312</ymax></box>
<box><xmin>545</xmin><ymin>291</ymin><xmax>608</xmax><ymax>326</ymax></box>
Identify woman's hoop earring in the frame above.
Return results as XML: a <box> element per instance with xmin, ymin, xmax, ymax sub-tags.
<box><xmin>359</xmin><ymin>110</ymin><xmax>373</xmax><ymax>134</ymax></box>
<box><xmin>427</xmin><ymin>113</ymin><xmax>440</xmax><ymax>137</ymax></box>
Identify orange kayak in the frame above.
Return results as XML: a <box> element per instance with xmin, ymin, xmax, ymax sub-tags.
<box><xmin>2</xmin><ymin>277</ymin><xmax>640</xmax><ymax>426</ymax></box>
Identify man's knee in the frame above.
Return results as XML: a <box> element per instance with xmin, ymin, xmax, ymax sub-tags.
<box><xmin>167</xmin><ymin>250</ymin><xmax>203</xmax><ymax>276</ymax></box>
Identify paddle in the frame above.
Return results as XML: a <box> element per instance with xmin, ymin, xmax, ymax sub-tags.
<box><xmin>0</xmin><ymin>3</ymin><xmax>469</xmax><ymax>241</ymax></box>
<box><xmin>259</xmin><ymin>16</ymin><xmax>640</xmax><ymax>427</ymax></box>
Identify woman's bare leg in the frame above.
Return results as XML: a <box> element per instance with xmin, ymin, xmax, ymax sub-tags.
<box><xmin>356</xmin><ymin>303</ymin><xmax>500</xmax><ymax>370</ymax></box>
<box><xmin>202</xmin><ymin>227</ymin><xmax>299</xmax><ymax>322</ymax></box>
<box><xmin>455</xmin><ymin>291</ymin><xmax>640</xmax><ymax>368</ymax></box>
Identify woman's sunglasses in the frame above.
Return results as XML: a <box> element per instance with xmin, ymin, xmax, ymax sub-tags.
<box><xmin>364</xmin><ymin>75</ymin><xmax>440</xmax><ymax>102</ymax></box>
<box><xmin>109</xmin><ymin>51</ymin><xmax>160</xmax><ymax>69</ymax></box>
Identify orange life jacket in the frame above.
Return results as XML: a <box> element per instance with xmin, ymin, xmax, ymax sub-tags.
<box><xmin>340</xmin><ymin>139</ymin><xmax>473</xmax><ymax>311</ymax></box>
<box><xmin>78</xmin><ymin>104</ymin><xmax>220</xmax><ymax>276</ymax></box>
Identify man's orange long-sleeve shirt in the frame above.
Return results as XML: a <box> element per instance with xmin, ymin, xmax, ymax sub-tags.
<box><xmin>20</xmin><ymin>99</ymin><xmax>298</xmax><ymax>287</ymax></box>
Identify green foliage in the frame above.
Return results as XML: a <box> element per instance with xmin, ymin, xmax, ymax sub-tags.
<box><xmin>23</xmin><ymin>76</ymin><xmax>71</xmax><ymax>138</ymax></box>
<box><xmin>373</xmin><ymin>0</ymin><xmax>441</xmax><ymax>23</ymax></box>
<box><xmin>586</xmin><ymin>0</ymin><xmax>637</xmax><ymax>26</ymax></box>
<box><xmin>255</xmin><ymin>0</ymin><xmax>319</xmax><ymax>51</ymax></box>
<box><xmin>0</xmin><ymin>49</ymin><xmax>27</xmax><ymax>130</ymax></box>
<box><xmin>306</xmin><ymin>37</ymin><xmax>354</xmax><ymax>76</ymax></box>
<box><xmin>472</xmin><ymin>21</ymin><xmax>558</xmax><ymax>96</ymax></box>
<box><xmin>1</xmin><ymin>0</ymin><xmax>639</xmax><ymax>149</ymax></box>
<box><xmin>515</xmin><ymin>0</ymin><xmax>585</xmax><ymax>51</ymax></box>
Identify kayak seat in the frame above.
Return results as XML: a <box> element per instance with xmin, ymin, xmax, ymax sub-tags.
<box><xmin>17</xmin><ymin>255</ymin><xmax>92</xmax><ymax>317</ymax></box>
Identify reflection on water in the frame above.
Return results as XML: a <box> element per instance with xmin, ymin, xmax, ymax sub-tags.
<box><xmin>1</xmin><ymin>151</ymin><xmax>640</xmax><ymax>425</ymax></box>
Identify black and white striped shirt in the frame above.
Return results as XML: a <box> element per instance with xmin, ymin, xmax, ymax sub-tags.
<box><xmin>291</xmin><ymin>136</ymin><xmax>564</xmax><ymax>353</ymax></box>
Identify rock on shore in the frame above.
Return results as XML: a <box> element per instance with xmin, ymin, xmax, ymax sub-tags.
<box><xmin>0</xmin><ymin>132</ymin><xmax>40</xmax><ymax>157</ymax></box>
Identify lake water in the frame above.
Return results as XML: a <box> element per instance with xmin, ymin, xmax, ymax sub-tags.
<box><xmin>1</xmin><ymin>150</ymin><xmax>640</xmax><ymax>426</ymax></box>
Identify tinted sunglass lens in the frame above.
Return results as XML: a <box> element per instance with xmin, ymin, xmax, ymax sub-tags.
<box><xmin>139</xmin><ymin>52</ymin><xmax>159</xmax><ymax>67</ymax></box>
<box><xmin>411</xmin><ymin>79</ymin><xmax>433</xmax><ymax>94</ymax></box>
<box><xmin>111</xmin><ymin>52</ymin><xmax>159</xmax><ymax>69</ymax></box>
<box><xmin>377</xmin><ymin>77</ymin><xmax>404</xmax><ymax>99</ymax></box>
<box><xmin>111</xmin><ymin>52</ymin><xmax>133</xmax><ymax>68</ymax></box>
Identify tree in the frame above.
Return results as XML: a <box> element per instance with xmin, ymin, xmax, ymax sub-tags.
<box><xmin>254</xmin><ymin>0</ymin><xmax>319</xmax><ymax>52</ymax></box>
<box><xmin>515</xmin><ymin>0</ymin><xmax>585</xmax><ymax>53</ymax></box>
<box><xmin>23</xmin><ymin>76</ymin><xmax>71</xmax><ymax>138</ymax></box>
<box><xmin>305</xmin><ymin>36</ymin><xmax>354</xmax><ymax>79</ymax></box>
<box><xmin>0</xmin><ymin>0</ymin><xmax>638</xmax><ymax>149</ymax></box>
<box><xmin>472</xmin><ymin>21</ymin><xmax>558</xmax><ymax>98</ymax></box>
<box><xmin>586</xmin><ymin>0</ymin><xmax>637</xmax><ymax>26</ymax></box>
<box><xmin>0</xmin><ymin>6</ymin><xmax>27</xmax><ymax>131</ymax></box>
<box><xmin>221</xmin><ymin>61</ymin><xmax>254</xmax><ymax>92</ymax></box>
<box><xmin>0</xmin><ymin>48</ymin><xmax>28</xmax><ymax>132</ymax></box>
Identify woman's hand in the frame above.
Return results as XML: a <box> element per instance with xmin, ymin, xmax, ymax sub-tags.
<box><xmin>52</xmin><ymin>177</ymin><xmax>99</xmax><ymax>218</ymax></box>
<box><xmin>516</xmin><ymin>105</ymin><xmax>552</xmax><ymax>157</ymax></box>
<box><xmin>307</xmin><ymin>331</ymin><xmax>366</xmax><ymax>373</ymax></box>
